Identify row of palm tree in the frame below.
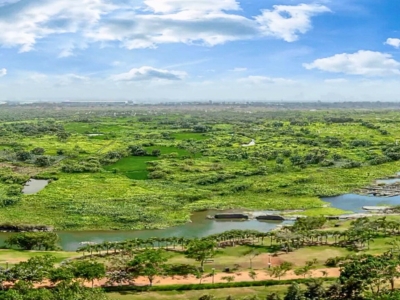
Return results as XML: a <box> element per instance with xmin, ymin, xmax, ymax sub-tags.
<box><xmin>76</xmin><ymin>217</ymin><xmax>400</xmax><ymax>257</ymax></box>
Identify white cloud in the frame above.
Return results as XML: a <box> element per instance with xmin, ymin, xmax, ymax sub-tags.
<box><xmin>232</xmin><ymin>67</ymin><xmax>247</xmax><ymax>72</ymax></box>
<box><xmin>88</xmin><ymin>11</ymin><xmax>258</xmax><ymax>49</ymax></box>
<box><xmin>0</xmin><ymin>0</ymin><xmax>116</xmax><ymax>52</ymax></box>
<box><xmin>0</xmin><ymin>68</ymin><xmax>6</xmax><ymax>77</ymax></box>
<box><xmin>304</xmin><ymin>50</ymin><xmax>400</xmax><ymax>76</ymax></box>
<box><xmin>24</xmin><ymin>72</ymin><xmax>88</xmax><ymax>85</ymax></box>
<box><xmin>238</xmin><ymin>76</ymin><xmax>296</xmax><ymax>84</ymax></box>
<box><xmin>324</xmin><ymin>78</ymin><xmax>348</xmax><ymax>84</ymax></box>
<box><xmin>111</xmin><ymin>66</ymin><xmax>187</xmax><ymax>81</ymax></box>
<box><xmin>143</xmin><ymin>0</ymin><xmax>240</xmax><ymax>13</ymax></box>
<box><xmin>89</xmin><ymin>2</ymin><xmax>329</xmax><ymax>49</ymax></box>
<box><xmin>255</xmin><ymin>4</ymin><xmax>330</xmax><ymax>42</ymax></box>
<box><xmin>54</xmin><ymin>74</ymin><xmax>90</xmax><ymax>86</ymax></box>
<box><xmin>29</xmin><ymin>72</ymin><xmax>48</xmax><ymax>82</ymax></box>
<box><xmin>386</xmin><ymin>38</ymin><xmax>400</xmax><ymax>49</ymax></box>
<box><xmin>0</xmin><ymin>1</ymin><xmax>329</xmax><ymax>53</ymax></box>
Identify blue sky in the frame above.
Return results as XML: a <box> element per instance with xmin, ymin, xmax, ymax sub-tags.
<box><xmin>0</xmin><ymin>0</ymin><xmax>399</xmax><ymax>101</ymax></box>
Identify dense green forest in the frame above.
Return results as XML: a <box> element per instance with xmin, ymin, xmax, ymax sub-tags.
<box><xmin>1</xmin><ymin>105</ymin><xmax>400</xmax><ymax>230</ymax></box>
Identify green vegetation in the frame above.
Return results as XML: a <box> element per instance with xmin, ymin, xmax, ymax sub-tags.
<box><xmin>107</xmin><ymin>286</ymin><xmax>290</xmax><ymax>300</ymax></box>
<box><xmin>4</xmin><ymin>215</ymin><xmax>400</xmax><ymax>299</ymax></box>
<box><xmin>1</xmin><ymin>107</ymin><xmax>400</xmax><ymax>230</ymax></box>
<box><xmin>5</xmin><ymin>232</ymin><xmax>59</xmax><ymax>251</ymax></box>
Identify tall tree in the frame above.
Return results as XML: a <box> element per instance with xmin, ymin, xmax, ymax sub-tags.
<box><xmin>71</xmin><ymin>261</ymin><xmax>106</xmax><ymax>288</ymax></box>
<box><xmin>185</xmin><ymin>239</ymin><xmax>217</xmax><ymax>272</ymax></box>
<box><xmin>128</xmin><ymin>249</ymin><xmax>166</xmax><ymax>286</ymax></box>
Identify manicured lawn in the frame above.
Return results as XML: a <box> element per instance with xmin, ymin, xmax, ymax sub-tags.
<box><xmin>107</xmin><ymin>285</ymin><xmax>290</xmax><ymax>300</ymax></box>
<box><xmin>0</xmin><ymin>249</ymin><xmax>77</xmax><ymax>267</ymax></box>
<box><xmin>278</xmin><ymin>247</ymin><xmax>350</xmax><ymax>268</ymax></box>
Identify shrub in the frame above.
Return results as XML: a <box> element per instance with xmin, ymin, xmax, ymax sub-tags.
<box><xmin>342</xmin><ymin>161</ymin><xmax>362</xmax><ymax>169</ymax></box>
<box><xmin>31</xmin><ymin>147</ymin><xmax>45</xmax><ymax>155</ymax></box>
<box><xmin>61</xmin><ymin>158</ymin><xmax>101</xmax><ymax>173</ymax></box>
<box><xmin>34</xmin><ymin>156</ymin><xmax>52</xmax><ymax>167</ymax></box>
<box><xmin>103</xmin><ymin>278</ymin><xmax>335</xmax><ymax>293</ymax></box>
<box><xmin>16</xmin><ymin>151</ymin><xmax>32</xmax><ymax>161</ymax></box>
<box><xmin>147</xmin><ymin>171</ymin><xmax>167</xmax><ymax>179</ymax></box>
<box><xmin>325</xmin><ymin>256</ymin><xmax>343</xmax><ymax>267</ymax></box>
<box><xmin>128</xmin><ymin>145</ymin><xmax>148</xmax><ymax>156</ymax></box>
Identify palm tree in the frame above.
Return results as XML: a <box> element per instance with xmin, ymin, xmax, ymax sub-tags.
<box><xmin>103</xmin><ymin>241</ymin><xmax>114</xmax><ymax>255</ymax></box>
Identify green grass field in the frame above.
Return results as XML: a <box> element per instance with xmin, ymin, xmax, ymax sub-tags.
<box><xmin>172</xmin><ymin>133</ymin><xmax>208</xmax><ymax>141</ymax></box>
<box><xmin>104</xmin><ymin>156</ymin><xmax>155</xmax><ymax>180</ymax></box>
<box><xmin>1</xmin><ymin>108</ymin><xmax>400</xmax><ymax>230</ymax></box>
<box><xmin>107</xmin><ymin>286</ymin><xmax>290</xmax><ymax>300</ymax></box>
<box><xmin>0</xmin><ymin>249</ymin><xmax>77</xmax><ymax>267</ymax></box>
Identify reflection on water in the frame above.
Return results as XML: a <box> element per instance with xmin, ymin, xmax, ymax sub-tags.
<box><xmin>22</xmin><ymin>179</ymin><xmax>49</xmax><ymax>195</ymax></box>
<box><xmin>0</xmin><ymin>210</ymin><xmax>291</xmax><ymax>251</ymax></box>
<box><xmin>322</xmin><ymin>194</ymin><xmax>400</xmax><ymax>213</ymax></box>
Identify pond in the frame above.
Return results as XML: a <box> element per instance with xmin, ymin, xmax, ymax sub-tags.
<box><xmin>0</xmin><ymin>210</ymin><xmax>291</xmax><ymax>251</ymax></box>
<box><xmin>322</xmin><ymin>194</ymin><xmax>400</xmax><ymax>213</ymax></box>
<box><xmin>22</xmin><ymin>179</ymin><xmax>49</xmax><ymax>195</ymax></box>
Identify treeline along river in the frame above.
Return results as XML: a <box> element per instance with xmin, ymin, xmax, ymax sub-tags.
<box><xmin>2</xmin><ymin>193</ymin><xmax>400</xmax><ymax>251</ymax></box>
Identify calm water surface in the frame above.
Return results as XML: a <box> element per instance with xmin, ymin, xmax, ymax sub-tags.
<box><xmin>22</xmin><ymin>179</ymin><xmax>49</xmax><ymax>195</ymax></box>
<box><xmin>0</xmin><ymin>210</ymin><xmax>290</xmax><ymax>251</ymax></box>
<box><xmin>322</xmin><ymin>194</ymin><xmax>400</xmax><ymax>213</ymax></box>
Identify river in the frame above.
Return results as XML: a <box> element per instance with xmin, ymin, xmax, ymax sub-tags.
<box><xmin>0</xmin><ymin>210</ymin><xmax>291</xmax><ymax>251</ymax></box>
<box><xmin>7</xmin><ymin>179</ymin><xmax>400</xmax><ymax>251</ymax></box>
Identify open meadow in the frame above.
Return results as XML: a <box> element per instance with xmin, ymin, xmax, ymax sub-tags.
<box><xmin>1</xmin><ymin>106</ymin><xmax>400</xmax><ymax>230</ymax></box>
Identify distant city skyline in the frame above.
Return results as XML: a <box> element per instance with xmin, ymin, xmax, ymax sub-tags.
<box><xmin>0</xmin><ymin>0</ymin><xmax>399</xmax><ymax>101</ymax></box>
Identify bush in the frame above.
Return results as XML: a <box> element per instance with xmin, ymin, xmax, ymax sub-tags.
<box><xmin>147</xmin><ymin>171</ymin><xmax>167</xmax><ymax>179</ymax></box>
<box><xmin>292</xmin><ymin>216</ymin><xmax>326</xmax><ymax>232</ymax></box>
<box><xmin>342</xmin><ymin>161</ymin><xmax>362</xmax><ymax>169</ymax></box>
<box><xmin>196</xmin><ymin>174</ymin><xmax>236</xmax><ymax>185</ymax></box>
<box><xmin>0</xmin><ymin>197</ymin><xmax>20</xmax><ymax>207</ymax></box>
<box><xmin>103</xmin><ymin>278</ymin><xmax>335</xmax><ymax>293</ymax></box>
<box><xmin>34</xmin><ymin>156</ymin><xmax>52</xmax><ymax>167</ymax></box>
<box><xmin>101</xmin><ymin>151</ymin><xmax>126</xmax><ymax>164</ymax></box>
<box><xmin>16</xmin><ymin>151</ymin><xmax>32</xmax><ymax>161</ymax></box>
<box><xmin>369</xmin><ymin>156</ymin><xmax>392</xmax><ymax>166</ymax></box>
<box><xmin>325</xmin><ymin>256</ymin><xmax>343</xmax><ymax>267</ymax></box>
<box><xmin>61</xmin><ymin>158</ymin><xmax>101</xmax><ymax>173</ymax></box>
<box><xmin>350</xmin><ymin>140</ymin><xmax>372</xmax><ymax>147</ymax></box>
<box><xmin>31</xmin><ymin>147</ymin><xmax>45</xmax><ymax>155</ymax></box>
<box><xmin>5</xmin><ymin>232</ymin><xmax>60</xmax><ymax>250</ymax></box>
<box><xmin>128</xmin><ymin>145</ymin><xmax>148</xmax><ymax>156</ymax></box>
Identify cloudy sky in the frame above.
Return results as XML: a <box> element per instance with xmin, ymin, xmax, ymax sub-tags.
<box><xmin>0</xmin><ymin>0</ymin><xmax>399</xmax><ymax>101</ymax></box>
